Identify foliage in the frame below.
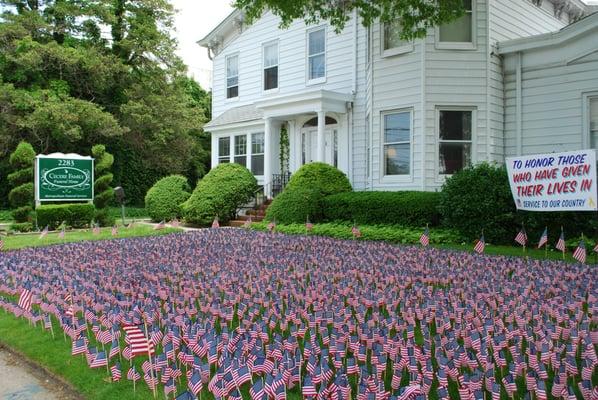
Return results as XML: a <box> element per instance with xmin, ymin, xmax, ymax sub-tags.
<box><xmin>266</xmin><ymin>187</ymin><xmax>323</xmax><ymax>224</ymax></box>
<box><xmin>10</xmin><ymin>222</ymin><xmax>34</xmax><ymax>232</ymax></box>
<box><xmin>0</xmin><ymin>209</ymin><xmax>13</xmax><ymax>221</ymax></box>
<box><xmin>251</xmin><ymin>222</ymin><xmax>462</xmax><ymax>245</ymax></box>
<box><xmin>8</xmin><ymin>141</ymin><xmax>35</xmax><ymax>222</ymax></box>
<box><xmin>323</xmin><ymin>191</ymin><xmax>441</xmax><ymax>227</ymax></box>
<box><xmin>107</xmin><ymin>206</ymin><xmax>148</xmax><ymax>220</ymax></box>
<box><xmin>183</xmin><ymin>164</ymin><xmax>257</xmax><ymax>226</ymax></box>
<box><xmin>91</xmin><ymin>144</ymin><xmax>114</xmax><ymax>226</ymax></box>
<box><xmin>144</xmin><ymin>175</ymin><xmax>191</xmax><ymax>222</ymax></box>
<box><xmin>235</xmin><ymin>0</ymin><xmax>465</xmax><ymax>38</ymax></box>
<box><xmin>35</xmin><ymin>203</ymin><xmax>96</xmax><ymax>230</ymax></box>
<box><xmin>439</xmin><ymin>163</ymin><xmax>518</xmax><ymax>244</ymax></box>
<box><xmin>279</xmin><ymin>124</ymin><xmax>289</xmax><ymax>174</ymax></box>
<box><xmin>0</xmin><ymin>0</ymin><xmax>212</xmax><ymax>207</ymax></box>
<box><xmin>286</xmin><ymin>162</ymin><xmax>352</xmax><ymax>197</ymax></box>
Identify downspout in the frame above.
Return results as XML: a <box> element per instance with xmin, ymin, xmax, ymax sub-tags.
<box><xmin>516</xmin><ymin>51</ymin><xmax>522</xmax><ymax>156</ymax></box>
<box><xmin>207</xmin><ymin>47</ymin><xmax>214</xmax><ymax>61</ymax></box>
<box><xmin>420</xmin><ymin>35</ymin><xmax>426</xmax><ymax>191</ymax></box>
<box><xmin>352</xmin><ymin>9</ymin><xmax>358</xmax><ymax>95</ymax></box>
<box><xmin>350</xmin><ymin>9</ymin><xmax>357</xmax><ymax>184</ymax></box>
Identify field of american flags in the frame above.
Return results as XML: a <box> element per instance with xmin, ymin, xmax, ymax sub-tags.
<box><xmin>0</xmin><ymin>228</ymin><xmax>596</xmax><ymax>400</ymax></box>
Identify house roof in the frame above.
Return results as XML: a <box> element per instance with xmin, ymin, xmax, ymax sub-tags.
<box><xmin>196</xmin><ymin>9</ymin><xmax>243</xmax><ymax>49</ymax></box>
<box><xmin>497</xmin><ymin>11</ymin><xmax>598</xmax><ymax>54</ymax></box>
<box><xmin>204</xmin><ymin>104</ymin><xmax>264</xmax><ymax>130</ymax></box>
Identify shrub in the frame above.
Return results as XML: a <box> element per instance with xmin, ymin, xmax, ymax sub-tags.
<box><xmin>266</xmin><ymin>187</ymin><xmax>323</xmax><ymax>224</ymax></box>
<box><xmin>323</xmin><ymin>191</ymin><xmax>441</xmax><ymax>227</ymax></box>
<box><xmin>10</xmin><ymin>222</ymin><xmax>34</xmax><ymax>232</ymax></box>
<box><xmin>183</xmin><ymin>163</ymin><xmax>257</xmax><ymax>226</ymax></box>
<box><xmin>286</xmin><ymin>162</ymin><xmax>352</xmax><ymax>196</ymax></box>
<box><xmin>439</xmin><ymin>163</ymin><xmax>517</xmax><ymax>244</ymax></box>
<box><xmin>36</xmin><ymin>203</ymin><xmax>96</xmax><ymax>230</ymax></box>
<box><xmin>145</xmin><ymin>175</ymin><xmax>191</xmax><ymax>222</ymax></box>
<box><xmin>92</xmin><ymin>144</ymin><xmax>114</xmax><ymax>225</ymax></box>
<box><xmin>8</xmin><ymin>142</ymin><xmax>35</xmax><ymax>223</ymax></box>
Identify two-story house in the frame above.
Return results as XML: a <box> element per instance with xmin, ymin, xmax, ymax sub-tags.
<box><xmin>198</xmin><ymin>0</ymin><xmax>597</xmax><ymax>195</ymax></box>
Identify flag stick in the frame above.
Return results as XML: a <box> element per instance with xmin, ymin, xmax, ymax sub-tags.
<box><xmin>561</xmin><ymin>226</ymin><xmax>565</xmax><ymax>260</ymax></box>
<box><xmin>143</xmin><ymin>320</ymin><xmax>157</xmax><ymax>399</ymax></box>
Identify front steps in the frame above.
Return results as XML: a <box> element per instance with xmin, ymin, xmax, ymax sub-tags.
<box><xmin>228</xmin><ymin>199</ymin><xmax>272</xmax><ymax>227</ymax></box>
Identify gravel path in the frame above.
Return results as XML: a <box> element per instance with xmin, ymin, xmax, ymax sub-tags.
<box><xmin>0</xmin><ymin>347</ymin><xmax>80</xmax><ymax>400</ymax></box>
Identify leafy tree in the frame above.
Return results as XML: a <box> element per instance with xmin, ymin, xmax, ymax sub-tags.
<box><xmin>234</xmin><ymin>0</ymin><xmax>466</xmax><ymax>39</ymax></box>
<box><xmin>8</xmin><ymin>141</ymin><xmax>35</xmax><ymax>222</ymax></box>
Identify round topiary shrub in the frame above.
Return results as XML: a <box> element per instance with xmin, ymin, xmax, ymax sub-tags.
<box><xmin>266</xmin><ymin>186</ymin><xmax>323</xmax><ymax>224</ymax></box>
<box><xmin>439</xmin><ymin>162</ymin><xmax>517</xmax><ymax>244</ymax></box>
<box><xmin>145</xmin><ymin>175</ymin><xmax>191</xmax><ymax>222</ymax></box>
<box><xmin>8</xmin><ymin>141</ymin><xmax>35</xmax><ymax>223</ymax></box>
<box><xmin>182</xmin><ymin>163</ymin><xmax>257</xmax><ymax>226</ymax></box>
<box><xmin>286</xmin><ymin>162</ymin><xmax>352</xmax><ymax>196</ymax></box>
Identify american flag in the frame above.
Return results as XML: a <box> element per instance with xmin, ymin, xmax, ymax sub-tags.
<box><xmin>127</xmin><ymin>366</ymin><xmax>141</xmax><ymax>381</ymax></box>
<box><xmin>111</xmin><ymin>226</ymin><xmax>118</xmax><ymax>236</ymax></box>
<box><xmin>555</xmin><ymin>230</ymin><xmax>566</xmax><ymax>252</ymax></box>
<box><xmin>593</xmin><ymin>241</ymin><xmax>598</xmax><ymax>253</ymax></box>
<box><xmin>90</xmin><ymin>351</ymin><xmax>108</xmax><ymax>368</ymax></box>
<box><xmin>154</xmin><ymin>220</ymin><xmax>165</xmax><ymax>230</ymax></box>
<box><xmin>537</xmin><ymin>227</ymin><xmax>548</xmax><ymax>248</ymax></box>
<box><xmin>92</xmin><ymin>224</ymin><xmax>100</xmax><ymax>235</ymax></box>
<box><xmin>351</xmin><ymin>224</ymin><xmax>361</xmax><ymax>239</ymax></box>
<box><xmin>169</xmin><ymin>218</ymin><xmax>180</xmax><ymax>228</ymax></box>
<box><xmin>473</xmin><ymin>235</ymin><xmax>485</xmax><ymax>254</ymax></box>
<box><xmin>188</xmin><ymin>369</ymin><xmax>203</xmax><ymax>396</ymax></box>
<box><xmin>514</xmin><ymin>227</ymin><xmax>527</xmax><ymax>246</ymax></box>
<box><xmin>306</xmin><ymin>219</ymin><xmax>313</xmax><ymax>232</ymax></box>
<box><xmin>123</xmin><ymin>325</ymin><xmax>155</xmax><ymax>356</ymax></box>
<box><xmin>17</xmin><ymin>283</ymin><xmax>32</xmax><ymax>312</ymax></box>
<box><xmin>267</xmin><ymin>221</ymin><xmax>275</xmax><ymax>233</ymax></box>
<box><xmin>0</xmin><ymin>236</ymin><xmax>4</xmax><ymax>251</ymax></box>
<box><xmin>39</xmin><ymin>225</ymin><xmax>48</xmax><ymax>239</ymax></box>
<box><xmin>212</xmin><ymin>217</ymin><xmax>220</xmax><ymax>229</ymax></box>
<box><xmin>58</xmin><ymin>226</ymin><xmax>65</xmax><ymax>239</ymax></box>
<box><xmin>111</xmin><ymin>362</ymin><xmax>121</xmax><ymax>381</ymax></box>
<box><xmin>572</xmin><ymin>239</ymin><xmax>586</xmax><ymax>264</ymax></box>
<box><xmin>419</xmin><ymin>227</ymin><xmax>430</xmax><ymax>247</ymax></box>
<box><xmin>243</xmin><ymin>216</ymin><xmax>252</xmax><ymax>229</ymax></box>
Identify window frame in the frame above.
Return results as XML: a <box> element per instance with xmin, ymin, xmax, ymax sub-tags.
<box><xmin>225</xmin><ymin>53</ymin><xmax>240</xmax><ymax>100</ymax></box>
<box><xmin>251</xmin><ymin>132</ymin><xmax>265</xmax><ymax>176</ymax></box>
<box><xmin>436</xmin><ymin>106</ymin><xmax>476</xmax><ymax>177</ymax></box>
<box><xmin>306</xmin><ymin>26</ymin><xmax>327</xmax><ymax>84</ymax></box>
<box><xmin>233</xmin><ymin>134</ymin><xmax>247</xmax><ymax>166</ymax></box>
<box><xmin>217</xmin><ymin>136</ymin><xmax>231</xmax><ymax>164</ymax></box>
<box><xmin>262</xmin><ymin>41</ymin><xmax>279</xmax><ymax>93</ymax></box>
<box><xmin>583</xmin><ymin>92</ymin><xmax>598</xmax><ymax>149</ymax></box>
<box><xmin>381</xmin><ymin>20</ymin><xmax>414</xmax><ymax>57</ymax></box>
<box><xmin>435</xmin><ymin>0</ymin><xmax>476</xmax><ymax>50</ymax></box>
<box><xmin>380</xmin><ymin>108</ymin><xmax>414</xmax><ymax>182</ymax></box>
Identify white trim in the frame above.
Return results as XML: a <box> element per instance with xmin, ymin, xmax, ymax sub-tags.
<box><xmin>306</xmin><ymin>25</ymin><xmax>327</xmax><ymax>84</ymax></box>
<box><xmin>435</xmin><ymin>0</ymin><xmax>477</xmax><ymax>50</ymax></box>
<box><xmin>583</xmin><ymin>91</ymin><xmax>598</xmax><ymax>149</ymax></box>
<box><xmin>435</xmin><ymin>106</ymin><xmax>477</xmax><ymax>181</ymax></box>
<box><xmin>380</xmin><ymin>21</ymin><xmax>414</xmax><ymax>58</ymax></box>
<box><xmin>262</xmin><ymin>40</ymin><xmax>279</xmax><ymax>94</ymax></box>
<box><xmin>379</xmin><ymin>108</ymin><xmax>414</xmax><ymax>184</ymax></box>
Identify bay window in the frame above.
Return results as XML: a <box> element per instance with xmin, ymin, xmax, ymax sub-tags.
<box><xmin>438</xmin><ymin>109</ymin><xmax>473</xmax><ymax>175</ymax></box>
<box><xmin>438</xmin><ymin>0</ymin><xmax>474</xmax><ymax>47</ymax></box>
<box><xmin>383</xmin><ymin>110</ymin><xmax>411</xmax><ymax>176</ymax></box>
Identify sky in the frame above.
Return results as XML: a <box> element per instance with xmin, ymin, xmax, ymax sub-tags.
<box><xmin>171</xmin><ymin>0</ymin><xmax>235</xmax><ymax>90</ymax></box>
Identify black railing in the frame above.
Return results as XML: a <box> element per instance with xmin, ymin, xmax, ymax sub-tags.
<box><xmin>272</xmin><ymin>173</ymin><xmax>291</xmax><ymax>197</ymax></box>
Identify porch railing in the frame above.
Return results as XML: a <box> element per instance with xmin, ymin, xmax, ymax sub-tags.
<box><xmin>272</xmin><ymin>173</ymin><xmax>291</xmax><ymax>197</ymax></box>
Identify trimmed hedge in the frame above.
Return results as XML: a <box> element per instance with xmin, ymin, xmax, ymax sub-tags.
<box><xmin>286</xmin><ymin>162</ymin><xmax>352</xmax><ymax>196</ymax></box>
<box><xmin>183</xmin><ymin>163</ymin><xmax>257</xmax><ymax>226</ymax></box>
<box><xmin>265</xmin><ymin>187</ymin><xmax>323</xmax><ymax>224</ymax></box>
<box><xmin>323</xmin><ymin>191</ymin><xmax>441</xmax><ymax>227</ymax></box>
<box><xmin>36</xmin><ymin>203</ymin><xmax>96</xmax><ymax>230</ymax></box>
<box><xmin>8</xmin><ymin>142</ymin><xmax>35</xmax><ymax>223</ymax></box>
<box><xmin>145</xmin><ymin>175</ymin><xmax>191</xmax><ymax>222</ymax></box>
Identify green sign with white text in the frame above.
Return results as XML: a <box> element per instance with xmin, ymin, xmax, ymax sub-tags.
<box><xmin>36</xmin><ymin>155</ymin><xmax>94</xmax><ymax>202</ymax></box>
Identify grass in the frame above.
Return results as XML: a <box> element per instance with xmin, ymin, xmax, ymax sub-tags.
<box><xmin>0</xmin><ymin>224</ymin><xmax>180</xmax><ymax>251</ymax></box>
<box><xmin>250</xmin><ymin>222</ymin><xmax>592</xmax><ymax>264</ymax></box>
<box><xmin>0</xmin><ymin>207</ymin><xmax>148</xmax><ymax>224</ymax></box>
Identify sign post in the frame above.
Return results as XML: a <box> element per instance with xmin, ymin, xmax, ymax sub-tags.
<box><xmin>35</xmin><ymin>153</ymin><xmax>94</xmax><ymax>206</ymax></box>
<box><xmin>505</xmin><ymin>149</ymin><xmax>597</xmax><ymax>212</ymax></box>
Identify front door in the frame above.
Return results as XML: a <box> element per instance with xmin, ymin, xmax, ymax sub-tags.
<box><xmin>301</xmin><ymin>128</ymin><xmax>338</xmax><ymax>167</ymax></box>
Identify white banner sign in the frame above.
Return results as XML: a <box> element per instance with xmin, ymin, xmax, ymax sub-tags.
<box><xmin>506</xmin><ymin>149</ymin><xmax>597</xmax><ymax>211</ymax></box>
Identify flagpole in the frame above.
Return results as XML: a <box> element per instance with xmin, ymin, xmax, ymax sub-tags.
<box><xmin>561</xmin><ymin>226</ymin><xmax>565</xmax><ymax>260</ymax></box>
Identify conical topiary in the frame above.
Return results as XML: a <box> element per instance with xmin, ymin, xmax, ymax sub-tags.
<box><xmin>8</xmin><ymin>141</ymin><xmax>35</xmax><ymax>223</ymax></box>
<box><xmin>91</xmin><ymin>144</ymin><xmax>114</xmax><ymax>226</ymax></box>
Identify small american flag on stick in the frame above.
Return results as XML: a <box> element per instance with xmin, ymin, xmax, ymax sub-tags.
<box><xmin>419</xmin><ymin>227</ymin><xmax>430</xmax><ymax>247</ymax></box>
<box><xmin>514</xmin><ymin>227</ymin><xmax>527</xmax><ymax>246</ymax></box>
<box><xmin>211</xmin><ymin>216</ymin><xmax>220</xmax><ymax>229</ymax></box>
<box><xmin>111</xmin><ymin>225</ymin><xmax>118</xmax><ymax>236</ymax></box>
<box><xmin>537</xmin><ymin>227</ymin><xmax>548</xmax><ymax>249</ymax></box>
<box><xmin>572</xmin><ymin>238</ymin><xmax>586</xmax><ymax>264</ymax></box>
<box><xmin>351</xmin><ymin>224</ymin><xmax>361</xmax><ymax>239</ymax></box>
<box><xmin>306</xmin><ymin>217</ymin><xmax>313</xmax><ymax>232</ymax></box>
<box><xmin>39</xmin><ymin>225</ymin><xmax>48</xmax><ymax>239</ymax></box>
<box><xmin>18</xmin><ymin>283</ymin><xmax>32</xmax><ymax>312</ymax></box>
<box><xmin>474</xmin><ymin>234</ymin><xmax>485</xmax><ymax>254</ymax></box>
<box><xmin>555</xmin><ymin>229</ymin><xmax>566</xmax><ymax>254</ymax></box>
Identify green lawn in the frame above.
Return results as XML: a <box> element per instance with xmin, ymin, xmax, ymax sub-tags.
<box><xmin>0</xmin><ymin>224</ymin><xmax>180</xmax><ymax>251</ymax></box>
<box><xmin>0</xmin><ymin>207</ymin><xmax>148</xmax><ymax>224</ymax></box>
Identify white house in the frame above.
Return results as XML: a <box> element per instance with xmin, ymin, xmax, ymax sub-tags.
<box><xmin>198</xmin><ymin>0</ymin><xmax>597</xmax><ymax>195</ymax></box>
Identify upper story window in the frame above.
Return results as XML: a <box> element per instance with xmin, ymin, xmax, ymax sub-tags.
<box><xmin>218</xmin><ymin>137</ymin><xmax>230</xmax><ymax>164</ymax></box>
<box><xmin>438</xmin><ymin>0</ymin><xmax>474</xmax><ymax>48</ymax></box>
<box><xmin>383</xmin><ymin>21</ymin><xmax>412</xmax><ymax>56</ymax></box>
<box><xmin>308</xmin><ymin>28</ymin><xmax>326</xmax><ymax>82</ymax></box>
<box><xmin>438</xmin><ymin>109</ymin><xmax>473</xmax><ymax>175</ymax></box>
<box><xmin>590</xmin><ymin>97</ymin><xmax>598</xmax><ymax>148</ymax></box>
<box><xmin>226</xmin><ymin>54</ymin><xmax>239</xmax><ymax>99</ymax></box>
<box><xmin>263</xmin><ymin>42</ymin><xmax>278</xmax><ymax>91</ymax></box>
<box><xmin>383</xmin><ymin>110</ymin><xmax>412</xmax><ymax>176</ymax></box>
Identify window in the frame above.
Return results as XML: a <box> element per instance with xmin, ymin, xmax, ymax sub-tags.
<box><xmin>263</xmin><ymin>42</ymin><xmax>278</xmax><ymax>91</ymax></box>
<box><xmin>383</xmin><ymin>111</ymin><xmax>411</xmax><ymax>176</ymax></box>
<box><xmin>234</xmin><ymin>135</ymin><xmax>247</xmax><ymax>166</ymax></box>
<box><xmin>218</xmin><ymin>137</ymin><xmax>230</xmax><ymax>164</ymax></box>
<box><xmin>590</xmin><ymin>97</ymin><xmax>598</xmax><ymax>148</ymax></box>
<box><xmin>251</xmin><ymin>133</ymin><xmax>265</xmax><ymax>175</ymax></box>
<box><xmin>308</xmin><ymin>28</ymin><xmax>326</xmax><ymax>81</ymax></box>
<box><xmin>384</xmin><ymin>21</ymin><xmax>409</xmax><ymax>50</ymax></box>
<box><xmin>226</xmin><ymin>54</ymin><xmax>239</xmax><ymax>99</ymax></box>
<box><xmin>439</xmin><ymin>0</ymin><xmax>473</xmax><ymax>44</ymax></box>
<box><xmin>438</xmin><ymin>109</ymin><xmax>472</xmax><ymax>174</ymax></box>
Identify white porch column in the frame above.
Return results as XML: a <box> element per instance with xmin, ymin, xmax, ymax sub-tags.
<box><xmin>264</xmin><ymin>117</ymin><xmax>273</xmax><ymax>197</ymax></box>
<box><xmin>316</xmin><ymin>110</ymin><xmax>326</xmax><ymax>162</ymax></box>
